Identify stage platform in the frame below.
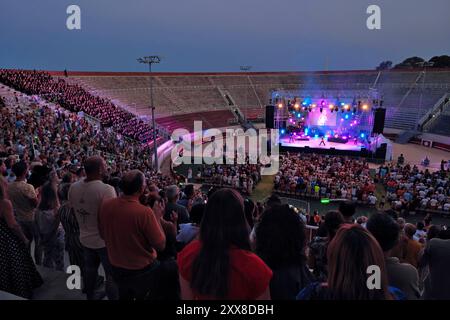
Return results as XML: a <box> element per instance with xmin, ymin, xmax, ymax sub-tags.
<box><xmin>279</xmin><ymin>136</ymin><xmax>373</xmax><ymax>158</ymax></box>
<box><xmin>280</xmin><ymin>136</ymin><xmax>364</xmax><ymax>151</ymax></box>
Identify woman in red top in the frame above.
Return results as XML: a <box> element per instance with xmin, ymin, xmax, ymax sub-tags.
<box><xmin>177</xmin><ymin>188</ymin><xmax>272</xmax><ymax>300</ymax></box>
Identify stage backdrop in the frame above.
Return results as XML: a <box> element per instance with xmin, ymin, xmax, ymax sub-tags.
<box><xmin>306</xmin><ymin>109</ymin><xmax>337</xmax><ymax>127</ymax></box>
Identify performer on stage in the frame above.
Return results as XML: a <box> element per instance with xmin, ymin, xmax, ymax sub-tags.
<box><xmin>289</xmin><ymin>131</ymin><xmax>294</xmax><ymax>143</ymax></box>
<box><xmin>319</xmin><ymin>136</ymin><xmax>326</xmax><ymax>146</ymax></box>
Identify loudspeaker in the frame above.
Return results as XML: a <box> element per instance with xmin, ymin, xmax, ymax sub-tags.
<box><xmin>373</xmin><ymin>108</ymin><xmax>386</xmax><ymax>134</ymax></box>
<box><xmin>265</xmin><ymin>105</ymin><xmax>275</xmax><ymax>129</ymax></box>
<box><xmin>375</xmin><ymin>143</ymin><xmax>387</xmax><ymax>159</ymax></box>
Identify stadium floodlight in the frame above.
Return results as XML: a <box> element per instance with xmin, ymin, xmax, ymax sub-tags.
<box><xmin>137</xmin><ymin>55</ymin><xmax>162</xmax><ymax>171</ymax></box>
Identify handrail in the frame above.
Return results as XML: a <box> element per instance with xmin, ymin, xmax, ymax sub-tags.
<box><xmin>420</xmin><ymin>93</ymin><xmax>450</xmax><ymax>131</ymax></box>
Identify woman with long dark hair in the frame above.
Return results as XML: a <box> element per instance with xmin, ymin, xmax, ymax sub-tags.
<box><xmin>177</xmin><ymin>188</ymin><xmax>272</xmax><ymax>299</ymax></box>
<box><xmin>298</xmin><ymin>224</ymin><xmax>400</xmax><ymax>300</ymax></box>
<box><xmin>255</xmin><ymin>204</ymin><xmax>314</xmax><ymax>300</ymax></box>
<box><xmin>35</xmin><ymin>182</ymin><xmax>65</xmax><ymax>270</ymax></box>
<box><xmin>58</xmin><ymin>182</ymin><xmax>84</xmax><ymax>275</ymax></box>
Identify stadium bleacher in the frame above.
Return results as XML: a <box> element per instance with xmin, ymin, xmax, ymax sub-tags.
<box><xmin>61</xmin><ymin>69</ymin><xmax>450</xmax><ymax>132</ymax></box>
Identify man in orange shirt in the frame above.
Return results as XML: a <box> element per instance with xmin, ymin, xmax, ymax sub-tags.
<box><xmin>394</xmin><ymin>223</ymin><xmax>423</xmax><ymax>268</ymax></box>
<box><xmin>99</xmin><ymin>170</ymin><xmax>177</xmax><ymax>300</ymax></box>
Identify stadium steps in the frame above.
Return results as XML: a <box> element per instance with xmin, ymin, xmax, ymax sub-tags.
<box><xmin>32</xmin><ymin>266</ymin><xmax>85</xmax><ymax>300</ymax></box>
<box><xmin>395</xmin><ymin>130</ymin><xmax>419</xmax><ymax>144</ymax></box>
<box><xmin>428</xmin><ymin>115</ymin><xmax>450</xmax><ymax>136</ymax></box>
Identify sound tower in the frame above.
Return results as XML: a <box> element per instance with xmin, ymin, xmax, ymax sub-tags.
<box><xmin>265</xmin><ymin>105</ymin><xmax>275</xmax><ymax>129</ymax></box>
<box><xmin>373</xmin><ymin>108</ymin><xmax>386</xmax><ymax>134</ymax></box>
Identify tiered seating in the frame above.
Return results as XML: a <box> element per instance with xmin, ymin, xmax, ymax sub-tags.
<box><xmin>428</xmin><ymin>115</ymin><xmax>450</xmax><ymax>136</ymax></box>
<box><xmin>63</xmin><ymin>69</ymin><xmax>450</xmax><ymax>132</ymax></box>
<box><xmin>156</xmin><ymin>110</ymin><xmax>235</xmax><ymax>132</ymax></box>
<box><xmin>241</xmin><ymin>108</ymin><xmax>265</xmax><ymax>120</ymax></box>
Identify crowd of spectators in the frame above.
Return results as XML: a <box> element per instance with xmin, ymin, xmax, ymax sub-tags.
<box><xmin>0</xmin><ymin>69</ymin><xmax>158</xmax><ymax>142</ymax></box>
<box><xmin>380</xmin><ymin>162</ymin><xmax>450</xmax><ymax>214</ymax></box>
<box><xmin>274</xmin><ymin>153</ymin><xmax>377</xmax><ymax>205</ymax></box>
<box><xmin>2</xmin><ymin>151</ymin><xmax>449</xmax><ymax>300</ymax></box>
<box><xmin>1</xmin><ymin>73</ymin><xmax>450</xmax><ymax>301</ymax></box>
<box><xmin>193</xmin><ymin>160</ymin><xmax>261</xmax><ymax>195</ymax></box>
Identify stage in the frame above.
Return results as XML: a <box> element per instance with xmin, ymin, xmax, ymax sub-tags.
<box><xmin>279</xmin><ymin>136</ymin><xmax>373</xmax><ymax>158</ymax></box>
<box><xmin>280</xmin><ymin>136</ymin><xmax>365</xmax><ymax>151</ymax></box>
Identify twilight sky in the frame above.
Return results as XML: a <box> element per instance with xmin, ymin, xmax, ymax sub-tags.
<box><xmin>1</xmin><ymin>0</ymin><xmax>449</xmax><ymax>72</ymax></box>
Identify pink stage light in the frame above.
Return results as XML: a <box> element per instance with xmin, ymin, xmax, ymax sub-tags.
<box><xmin>340</xmin><ymin>118</ymin><xmax>344</xmax><ymax>122</ymax></box>
<box><xmin>334</xmin><ymin>134</ymin><xmax>338</xmax><ymax>138</ymax></box>
<box><xmin>342</xmin><ymin>136</ymin><xmax>348</xmax><ymax>139</ymax></box>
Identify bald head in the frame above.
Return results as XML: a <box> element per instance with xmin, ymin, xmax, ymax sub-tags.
<box><xmin>121</xmin><ymin>170</ymin><xmax>145</xmax><ymax>196</ymax></box>
<box><xmin>83</xmin><ymin>156</ymin><xmax>106</xmax><ymax>179</ymax></box>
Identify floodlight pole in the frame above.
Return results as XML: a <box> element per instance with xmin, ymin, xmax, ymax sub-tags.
<box><xmin>240</xmin><ymin>65</ymin><xmax>252</xmax><ymax>122</ymax></box>
<box><xmin>138</xmin><ymin>56</ymin><xmax>161</xmax><ymax>171</ymax></box>
<box><xmin>416</xmin><ymin>61</ymin><xmax>434</xmax><ymax>130</ymax></box>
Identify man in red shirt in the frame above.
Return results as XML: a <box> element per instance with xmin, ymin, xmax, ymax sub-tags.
<box><xmin>99</xmin><ymin>170</ymin><xmax>177</xmax><ymax>300</ymax></box>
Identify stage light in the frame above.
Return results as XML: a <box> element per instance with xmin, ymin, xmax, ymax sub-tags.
<box><xmin>314</xmin><ymin>134</ymin><xmax>319</xmax><ymax>138</ymax></box>
<box><xmin>311</xmin><ymin>104</ymin><xmax>316</xmax><ymax>108</ymax></box>
<box><xmin>334</xmin><ymin>134</ymin><xmax>339</xmax><ymax>138</ymax></box>
<box><xmin>278</xmin><ymin>103</ymin><xmax>283</xmax><ymax>109</ymax></box>
<box><xmin>302</xmin><ymin>101</ymin><xmax>307</xmax><ymax>106</ymax></box>
<box><xmin>344</xmin><ymin>104</ymin><xmax>350</xmax><ymax>111</ymax></box>
<box><xmin>344</xmin><ymin>114</ymin><xmax>349</xmax><ymax>120</ymax></box>
<box><xmin>329</xmin><ymin>104</ymin><xmax>334</xmax><ymax>109</ymax></box>
<box><xmin>294</xmin><ymin>103</ymin><xmax>300</xmax><ymax>109</ymax></box>
<box><xmin>360</xmin><ymin>133</ymin><xmax>365</xmax><ymax>138</ymax></box>
<box><xmin>340</xmin><ymin>102</ymin><xmax>345</xmax><ymax>106</ymax></box>
<box><xmin>297</xmin><ymin>113</ymin><xmax>301</xmax><ymax>118</ymax></box>
<box><xmin>305</xmin><ymin>128</ymin><xmax>309</xmax><ymax>135</ymax></box>
<box><xmin>342</xmin><ymin>136</ymin><xmax>347</xmax><ymax>139</ymax></box>
<box><xmin>281</xmin><ymin>129</ymin><xmax>285</xmax><ymax>134</ymax></box>
<box><xmin>362</xmin><ymin>104</ymin><xmax>369</xmax><ymax>110</ymax></box>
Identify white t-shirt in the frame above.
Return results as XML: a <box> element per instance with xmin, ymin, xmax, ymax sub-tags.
<box><xmin>68</xmin><ymin>178</ymin><xmax>116</xmax><ymax>249</ymax></box>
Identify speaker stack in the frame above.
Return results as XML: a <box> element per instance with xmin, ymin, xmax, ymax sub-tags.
<box><xmin>265</xmin><ymin>105</ymin><xmax>275</xmax><ymax>129</ymax></box>
<box><xmin>372</xmin><ymin>108</ymin><xmax>386</xmax><ymax>134</ymax></box>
